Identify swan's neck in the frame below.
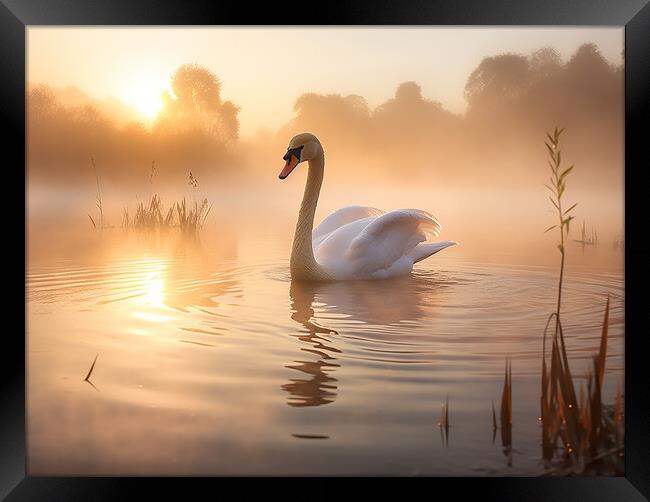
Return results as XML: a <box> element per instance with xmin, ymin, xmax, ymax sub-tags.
<box><xmin>290</xmin><ymin>152</ymin><xmax>328</xmax><ymax>280</ymax></box>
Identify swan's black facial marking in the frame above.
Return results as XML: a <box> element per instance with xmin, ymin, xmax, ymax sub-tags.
<box><xmin>283</xmin><ymin>146</ymin><xmax>303</xmax><ymax>163</ymax></box>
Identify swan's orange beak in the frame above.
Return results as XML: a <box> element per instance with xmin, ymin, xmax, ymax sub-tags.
<box><xmin>279</xmin><ymin>148</ymin><xmax>301</xmax><ymax>179</ymax></box>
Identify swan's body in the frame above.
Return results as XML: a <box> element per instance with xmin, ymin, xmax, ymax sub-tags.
<box><xmin>279</xmin><ymin>133</ymin><xmax>456</xmax><ymax>281</ymax></box>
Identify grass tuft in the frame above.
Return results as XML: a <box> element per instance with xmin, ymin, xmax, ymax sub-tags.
<box><xmin>176</xmin><ymin>197</ymin><xmax>212</xmax><ymax>234</ymax></box>
<box><xmin>120</xmin><ymin>167</ymin><xmax>213</xmax><ymax>233</ymax></box>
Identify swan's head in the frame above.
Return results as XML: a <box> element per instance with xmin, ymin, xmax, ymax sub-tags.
<box><xmin>279</xmin><ymin>133</ymin><xmax>322</xmax><ymax>179</ymax></box>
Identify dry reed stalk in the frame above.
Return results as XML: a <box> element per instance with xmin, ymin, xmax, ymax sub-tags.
<box><xmin>614</xmin><ymin>381</ymin><xmax>623</xmax><ymax>448</ymax></box>
<box><xmin>90</xmin><ymin>156</ymin><xmax>104</xmax><ymax>229</ymax></box>
<box><xmin>596</xmin><ymin>296</ymin><xmax>610</xmax><ymax>389</ymax></box>
<box><xmin>438</xmin><ymin>394</ymin><xmax>450</xmax><ymax>447</ymax></box>
<box><xmin>83</xmin><ymin>353</ymin><xmax>99</xmax><ymax>391</ymax></box>
<box><xmin>500</xmin><ymin>359</ymin><xmax>512</xmax><ymax>448</ymax></box>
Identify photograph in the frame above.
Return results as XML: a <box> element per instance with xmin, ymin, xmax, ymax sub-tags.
<box><xmin>25</xmin><ymin>26</ymin><xmax>625</xmax><ymax>476</ymax></box>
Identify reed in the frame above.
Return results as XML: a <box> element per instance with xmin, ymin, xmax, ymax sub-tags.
<box><xmin>89</xmin><ymin>156</ymin><xmax>105</xmax><ymax>229</ymax></box>
<box><xmin>438</xmin><ymin>394</ymin><xmax>450</xmax><ymax>427</ymax></box>
<box><xmin>574</xmin><ymin>220</ymin><xmax>598</xmax><ymax>246</ymax></box>
<box><xmin>491</xmin><ymin>406</ymin><xmax>497</xmax><ymax>444</ymax></box>
<box><xmin>539</xmin><ymin>128</ymin><xmax>623</xmax><ymax>474</ymax></box>
<box><xmin>176</xmin><ymin>197</ymin><xmax>212</xmax><ymax>234</ymax></box>
<box><xmin>500</xmin><ymin>359</ymin><xmax>513</xmax><ymax>464</ymax></box>
<box><xmin>130</xmin><ymin>194</ymin><xmax>174</xmax><ymax>229</ymax></box>
<box><xmin>83</xmin><ymin>353</ymin><xmax>99</xmax><ymax>391</ymax></box>
<box><xmin>83</xmin><ymin>353</ymin><xmax>98</xmax><ymax>382</ymax></box>
<box><xmin>438</xmin><ymin>394</ymin><xmax>450</xmax><ymax>447</ymax></box>
<box><xmin>541</xmin><ymin>128</ymin><xmax>579</xmax><ymax>462</ymax></box>
<box><xmin>120</xmin><ymin>168</ymin><xmax>212</xmax><ymax>232</ymax></box>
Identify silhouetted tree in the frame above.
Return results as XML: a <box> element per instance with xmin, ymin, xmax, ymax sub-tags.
<box><xmin>465</xmin><ymin>53</ymin><xmax>531</xmax><ymax>110</ymax></box>
<box><xmin>156</xmin><ymin>64</ymin><xmax>240</xmax><ymax>144</ymax></box>
<box><xmin>28</xmin><ymin>84</ymin><xmax>59</xmax><ymax>119</ymax></box>
<box><xmin>529</xmin><ymin>48</ymin><xmax>562</xmax><ymax>80</ymax></box>
<box><xmin>171</xmin><ymin>63</ymin><xmax>222</xmax><ymax>113</ymax></box>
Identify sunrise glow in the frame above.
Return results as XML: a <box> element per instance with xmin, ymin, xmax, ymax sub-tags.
<box><xmin>125</xmin><ymin>78</ymin><xmax>167</xmax><ymax>120</ymax></box>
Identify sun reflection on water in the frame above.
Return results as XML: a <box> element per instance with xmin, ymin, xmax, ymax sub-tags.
<box><xmin>130</xmin><ymin>261</ymin><xmax>176</xmax><ymax>326</ymax></box>
<box><xmin>142</xmin><ymin>272</ymin><xmax>165</xmax><ymax>307</ymax></box>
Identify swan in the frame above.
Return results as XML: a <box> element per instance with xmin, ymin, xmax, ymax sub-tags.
<box><xmin>279</xmin><ymin>133</ymin><xmax>456</xmax><ymax>281</ymax></box>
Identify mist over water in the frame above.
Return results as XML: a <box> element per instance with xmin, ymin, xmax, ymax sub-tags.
<box><xmin>27</xmin><ymin>175</ymin><xmax>623</xmax><ymax>475</ymax></box>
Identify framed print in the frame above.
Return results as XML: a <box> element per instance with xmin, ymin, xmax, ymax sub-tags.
<box><xmin>3</xmin><ymin>0</ymin><xmax>650</xmax><ymax>498</ymax></box>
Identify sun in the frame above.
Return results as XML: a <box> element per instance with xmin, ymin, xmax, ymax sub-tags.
<box><xmin>126</xmin><ymin>78</ymin><xmax>167</xmax><ymax>120</ymax></box>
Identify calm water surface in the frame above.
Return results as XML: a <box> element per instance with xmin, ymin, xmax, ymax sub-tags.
<box><xmin>26</xmin><ymin>215</ymin><xmax>624</xmax><ymax>475</ymax></box>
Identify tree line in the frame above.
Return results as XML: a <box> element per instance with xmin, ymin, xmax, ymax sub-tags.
<box><xmin>28</xmin><ymin>44</ymin><xmax>622</xmax><ymax>189</ymax></box>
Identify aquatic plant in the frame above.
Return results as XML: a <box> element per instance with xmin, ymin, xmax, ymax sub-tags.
<box><xmin>130</xmin><ymin>193</ymin><xmax>175</xmax><ymax>229</ymax></box>
<box><xmin>89</xmin><ymin>156</ymin><xmax>105</xmax><ymax>229</ymax></box>
<box><xmin>500</xmin><ymin>358</ymin><xmax>512</xmax><ymax>464</ymax></box>
<box><xmin>120</xmin><ymin>168</ymin><xmax>212</xmax><ymax>232</ymax></box>
<box><xmin>438</xmin><ymin>394</ymin><xmax>450</xmax><ymax>447</ymax></box>
<box><xmin>178</xmin><ymin>171</ymin><xmax>212</xmax><ymax>233</ymax></box>
<box><xmin>540</xmin><ymin>128</ymin><xmax>623</xmax><ymax>474</ymax></box>
<box><xmin>149</xmin><ymin>160</ymin><xmax>157</xmax><ymax>194</ymax></box>
<box><xmin>574</xmin><ymin>220</ymin><xmax>598</xmax><ymax>246</ymax></box>
<box><xmin>492</xmin><ymin>359</ymin><xmax>513</xmax><ymax>464</ymax></box>
<box><xmin>176</xmin><ymin>197</ymin><xmax>212</xmax><ymax>233</ymax></box>
<box><xmin>83</xmin><ymin>353</ymin><xmax>98</xmax><ymax>382</ymax></box>
<box><xmin>541</xmin><ymin>127</ymin><xmax>579</xmax><ymax>462</ymax></box>
<box><xmin>83</xmin><ymin>353</ymin><xmax>99</xmax><ymax>391</ymax></box>
<box><xmin>491</xmin><ymin>401</ymin><xmax>498</xmax><ymax>444</ymax></box>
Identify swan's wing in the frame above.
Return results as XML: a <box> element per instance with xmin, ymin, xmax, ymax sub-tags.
<box><xmin>314</xmin><ymin>216</ymin><xmax>377</xmax><ymax>265</ymax></box>
<box><xmin>313</xmin><ymin>205</ymin><xmax>385</xmax><ymax>244</ymax></box>
<box><xmin>346</xmin><ymin>209</ymin><xmax>442</xmax><ymax>275</ymax></box>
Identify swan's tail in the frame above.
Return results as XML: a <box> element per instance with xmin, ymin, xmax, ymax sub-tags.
<box><xmin>411</xmin><ymin>240</ymin><xmax>457</xmax><ymax>264</ymax></box>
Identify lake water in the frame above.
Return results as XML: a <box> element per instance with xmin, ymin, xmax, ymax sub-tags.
<box><xmin>26</xmin><ymin>187</ymin><xmax>624</xmax><ymax>476</ymax></box>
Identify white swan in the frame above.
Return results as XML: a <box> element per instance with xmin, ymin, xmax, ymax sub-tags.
<box><xmin>279</xmin><ymin>133</ymin><xmax>456</xmax><ymax>281</ymax></box>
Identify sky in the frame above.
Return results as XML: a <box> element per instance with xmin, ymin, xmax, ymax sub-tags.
<box><xmin>27</xmin><ymin>27</ymin><xmax>623</xmax><ymax>137</ymax></box>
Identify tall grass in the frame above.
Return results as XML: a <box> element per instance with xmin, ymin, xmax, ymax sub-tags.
<box><xmin>120</xmin><ymin>167</ymin><xmax>212</xmax><ymax>233</ymax></box>
<box><xmin>493</xmin><ymin>129</ymin><xmax>622</xmax><ymax>473</ymax></box>
<box><xmin>129</xmin><ymin>194</ymin><xmax>175</xmax><ymax>229</ymax></box>
<box><xmin>176</xmin><ymin>197</ymin><xmax>212</xmax><ymax>233</ymax></box>
<box><xmin>539</xmin><ymin>128</ymin><xmax>622</xmax><ymax>474</ymax></box>
<box><xmin>541</xmin><ymin>127</ymin><xmax>578</xmax><ymax>462</ymax></box>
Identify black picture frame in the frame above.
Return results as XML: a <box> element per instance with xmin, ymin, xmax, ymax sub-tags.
<box><xmin>5</xmin><ymin>0</ymin><xmax>649</xmax><ymax>498</ymax></box>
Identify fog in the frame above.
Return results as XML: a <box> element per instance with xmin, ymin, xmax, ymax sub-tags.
<box><xmin>27</xmin><ymin>43</ymin><xmax>624</xmax><ymax>271</ymax></box>
<box><xmin>28</xmin><ymin>42</ymin><xmax>622</xmax><ymax>186</ymax></box>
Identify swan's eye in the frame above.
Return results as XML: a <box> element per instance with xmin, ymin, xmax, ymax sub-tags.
<box><xmin>300</xmin><ymin>145</ymin><xmax>304</xmax><ymax>149</ymax></box>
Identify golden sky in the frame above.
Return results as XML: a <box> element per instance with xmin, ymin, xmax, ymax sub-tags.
<box><xmin>28</xmin><ymin>27</ymin><xmax>623</xmax><ymax>137</ymax></box>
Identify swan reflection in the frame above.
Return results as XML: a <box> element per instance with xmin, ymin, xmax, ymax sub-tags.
<box><xmin>282</xmin><ymin>280</ymin><xmax>340</xmax><ymax>407</ymax></box>
<box><xmin>283</xmin><ymin>273</ymin><xmax>444</xmax><ymax>407</ymax></box>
